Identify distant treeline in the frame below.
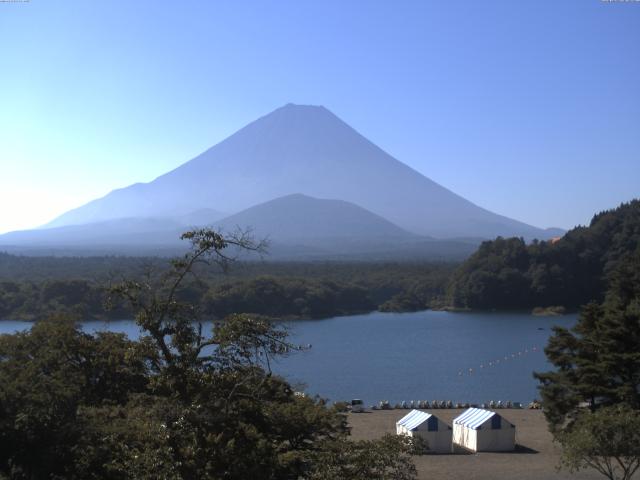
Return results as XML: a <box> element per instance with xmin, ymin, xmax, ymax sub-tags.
<box><xmin>4</xmin><ymin>200</ymin><xmax>637</xmax><ymax>319</ymax></box>
<box><xmin>447</xmin><ymin>200</ymin><xmax>640</xmax><ymax>310</ymax></box>
<box><xmin>0</xmin><ymin>258</ymin><xmax>455</xmax><ymax>320</ymax></box>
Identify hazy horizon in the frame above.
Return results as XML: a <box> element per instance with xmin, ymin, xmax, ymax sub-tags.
<box><xmin>1</xmin><ymin>1</ymin><xmax>639</xmax><ymax>234</ymax></box>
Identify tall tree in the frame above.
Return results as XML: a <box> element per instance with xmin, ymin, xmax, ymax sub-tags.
<box><xmin>535</xmin><ymin>249</ymin><xmax>640</xmax><ymax>480</ymax></box>
<box><xmin>535</xmin><ymin>249</ymin><xmax>640</xmax><ymax>429</ymax></box>
<box><xmin>1</xmin><ymin>229</ymin><xmax>420</xmax><ymax>479</ymax></box>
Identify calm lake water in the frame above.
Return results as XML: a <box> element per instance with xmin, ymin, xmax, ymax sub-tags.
<box><xmin>0</xmin><ymin>310</ymin><xmax>575</xmax><ymax>405</ymax></box>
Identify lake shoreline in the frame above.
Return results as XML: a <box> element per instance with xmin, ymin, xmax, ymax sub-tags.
<box><xmin>0</xmin><ymin>305</ymin><xmax>572</xmax><ymax>324</ymax></box>
<box><xmin>1</xmin><ymin>311</ymin><xmax>576</xmax><ymax>405</ymax></box>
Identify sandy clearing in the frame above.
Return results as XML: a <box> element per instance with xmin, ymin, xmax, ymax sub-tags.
<box><xmin>348</xmin><ymin>409</ymin><xmax>603</xmax><ymax>480</ymax></box>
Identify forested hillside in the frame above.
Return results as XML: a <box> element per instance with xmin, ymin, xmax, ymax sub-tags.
<box><xmin>4</xmin><ymin>200</ymin><xmax>637</xmax><ymax>319</ymax></box>
<box><xmin>447</xmin><ymin>200</ymin><xmax>640</xmax><ymax>310</ymax></box>
<box><xmin>0</xmin><ymin>256</ymin><xmax>454</xmax><ymax>320</ymax></box>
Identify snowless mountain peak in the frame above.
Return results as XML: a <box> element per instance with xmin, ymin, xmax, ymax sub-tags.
<box><xmin>42</xmin><ymin>104</ymin><xmax>558</xmax><ymax>240</ymax></box>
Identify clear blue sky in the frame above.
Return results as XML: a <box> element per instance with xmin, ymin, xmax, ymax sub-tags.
<box><xmin>0</xmin><ymin>0</ymin><xmax>638</xmax><ymax>234</ymax></box>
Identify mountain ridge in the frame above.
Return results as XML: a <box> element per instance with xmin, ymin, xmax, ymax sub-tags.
<box><xmin>0</xmin><ymin>194</ymin><xmax>478</xmax><ymax>260</ymax></box>
<box><xmin>213</xmin><ymin>193</ymin><xmax>415</xmax><ymax>241</ymax></box>
<box><xmin>42</xmin><ymin>103</ymin><xmax>559</xmax><ymax>240</ymax></box>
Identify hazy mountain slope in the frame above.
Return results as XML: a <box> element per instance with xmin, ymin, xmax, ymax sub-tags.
<box><xmin>214</xmin><ymin>193</ymin><xmax>414</xmax><ymax>242</ymax></box>
<box><xmin>0</xmin><ymin>194</ymin><xmax>478</xmax><ymax>260</ymax></box>
<box><xmin>45</xmin><ymin>104</ymin><xmax>557</xmax><ymax>239</ymax></box>
<box><xmin>175</xmin><ymin>208</ymin><xmax>226</xmax><ymax>226</ymax></box>
<box><xmin>210</xmin><ymin>194</ymin><xmax>478</xmax><ymax>260</ymax></box>
<box><xmin>0</xmin><ymin>218</ymin><xmax>184</xmax><ymax>247</ymax></box>
<box><xmin>3</xmin><ymin>194</ymin><xmax>413</xmax><ymax>247</ymax></box>
<box><xmin>0</xmin><ymin>208</ymin><xmax>224</xmax><ymax>247</ymax></box>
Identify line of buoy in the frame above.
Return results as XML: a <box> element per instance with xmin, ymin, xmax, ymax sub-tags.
<box><xmin>456</xmin><ymin>345</ymin><xmax>540</xmax><ymax>377</ymax></box>
<box><xmin>364</xmin><ymin>399</ymin><xmax>536</xmax><ymax>411</ymax></box>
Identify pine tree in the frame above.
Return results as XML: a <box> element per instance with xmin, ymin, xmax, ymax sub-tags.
<box><xmin>535</xmin><ymin>249</ymin><xmax>640</xmax><ymax>430</ymax></box>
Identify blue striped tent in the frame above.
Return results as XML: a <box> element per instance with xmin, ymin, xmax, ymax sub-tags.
<box><xmin>396</xmin><ymin>409</ymin><xmax>452</xmax><ymax>453</ymax></box>
<box><xmin>452</xmin><ymin>408</ymin><xmax>515</xmax><ymax>452</ymax></box>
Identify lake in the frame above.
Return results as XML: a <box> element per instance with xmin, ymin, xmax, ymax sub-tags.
<box><xmin>0</xmin><ymin>310</ymin><xmax>574</xmax><ymax>405</ymax></box>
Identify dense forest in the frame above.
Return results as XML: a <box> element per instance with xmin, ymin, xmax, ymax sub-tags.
<box><xmin>447</xmin><ymin>200</ymin><xmax>640</xmax><ymax>310</ymax></box>
<box><xmin>0</xmin><ymin>255</ymin><xmax>454</xmax><ymax>320</ymax></box>
<box><xmin>2</xmin><ymin>200</ymin><xmax>638</xmax><ymax>320</ymax></box>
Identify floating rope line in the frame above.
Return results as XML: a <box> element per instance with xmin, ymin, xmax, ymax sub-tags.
<box><xmin>456</xmin><ymin>346</ymin><xmax>541</xmax><ymax>377</ymax></box>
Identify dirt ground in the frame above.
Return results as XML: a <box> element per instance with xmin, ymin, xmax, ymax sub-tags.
<box><xmin>348</xmin><ymin>409</ymin><xmax>603</xmax><ymax>480</ymax></box>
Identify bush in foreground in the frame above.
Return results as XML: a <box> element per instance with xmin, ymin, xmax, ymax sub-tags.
<box><xmin>0</xmin><ymin>229</ymin><xmax>419</xmax><ymax>480</ymax></box>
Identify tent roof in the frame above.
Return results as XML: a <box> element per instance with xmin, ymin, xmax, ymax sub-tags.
<box><xmin>453</xmin><ymin>408</ymin><xmax>499</xmax><ymax>430</ymax></box>
<box><xmin>396</xmin><ymin>409</ymin><xmax>432</xmax><ymax>431</ymax></box>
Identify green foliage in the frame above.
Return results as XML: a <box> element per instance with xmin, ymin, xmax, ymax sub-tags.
<box><xmin>0</xmin><ymin>279</ymin><xmax>106</xmax><ymax>321</ymax></box>
<box><xmin>558</xmin><ymin>406</ymin><xmax>640</xmax><ymax>480</ymax></box>
<box><xmin>448</xmin><ymin>200</ymin><xmax>640</xmax><ymax>310</ymax></box>
<box><xmin>0</xmin><ymin>256</ymin><xmax>455</xmax><ymax>320</ymax></box>
<box><xmin>535</xmin><ymin>249</ymin><xmax>640</xmax><ymax>430</ymax></box>
<box><xmin>308</xmin><ymin>434</ymin><xmax>418</xmax><ymax>480</ymax></box>
<box><xmin>204</xmin><ymin>276</ymin><xmax>375</xmax><ymax>318</ymax></box>
<box><xmin>0</xmin><ymin>317</ymin><xmax>151</xmax><ymax>479</ymax></box>
<box><xmin>536</xmin><ymin>248</ymin><xmax>640</xmax><ymax>480</ymax></box>
<box><xmin>0</xmin><ymin>229</ymin><xmax>419</xmax><ymax>479</ymax></box>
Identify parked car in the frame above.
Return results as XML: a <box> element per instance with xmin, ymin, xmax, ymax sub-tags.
<box><xmin>350</xmin><ymin>399</ymin><xmax>365</xmax><ymax>413</ymax></box>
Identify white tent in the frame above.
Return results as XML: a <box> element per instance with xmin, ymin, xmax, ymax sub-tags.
<box><xmin>395</xmin><ymin>410</ymin><xmax>452</xmax><ymax>453</ymax></box>
<box><xmin>452</xmin><ymin>408</ymin><xmax>515</xmax><ymax>452</ymax></box>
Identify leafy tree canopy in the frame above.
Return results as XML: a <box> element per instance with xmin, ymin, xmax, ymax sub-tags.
<box><xmin>535</xmin><ymin>249</ymin><xmax>640</xmax><ymax>429</ymax></box>
<box><xmin>558</xmin><ymin>405</ymin><xmax>640</xmax><ymax>480</ymax></box>
<box><xmin>448</xmin><ymin>199</ymin><xmax>640</xmax><ymax>310</ymax></box>
<box><xmin>0</xmin><ymin>229</ymin><xmax>420</xmax><ymax>479</ymax></box>
<box><xmin>535</xmin><ymin>248</ymin><xmax>640</xmax><ymax>480</ymax></box>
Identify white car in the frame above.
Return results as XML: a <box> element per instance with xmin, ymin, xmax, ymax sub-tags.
<box><xmin>350</xmin><ymin>399</ymin><xmax>365</xmax><ymax>413</ymax></box>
